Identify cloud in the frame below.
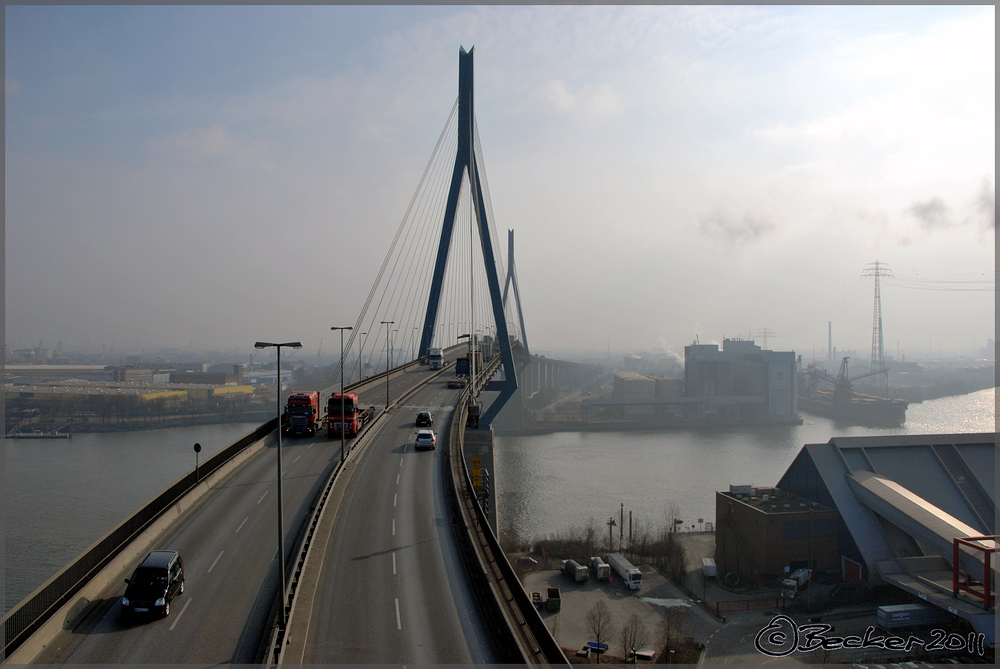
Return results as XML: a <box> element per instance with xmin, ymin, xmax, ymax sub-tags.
<box><xmin>536</xmin><ymin>79</ymin><xmax>622</xmax><ymax>119</ymax></box>
<box><xmin>906</xmin><ymin>197</ymin><xmax>952</xmax><ymax>231</ymax></box>
<box><xmin>148</xmin><ymin>123</ymin><xmax>274</xmax><ymax>172</ymax></box>
<box><xmin>698</xmin><ymin>206</ymin><xmax>782</xmax><ymax>246</ymax></box>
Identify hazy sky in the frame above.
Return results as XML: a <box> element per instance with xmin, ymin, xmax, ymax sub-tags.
<box><xmin>5</xmin><ymin>5</ymin><xmax>995</xmax><ymax>363</ymax></box>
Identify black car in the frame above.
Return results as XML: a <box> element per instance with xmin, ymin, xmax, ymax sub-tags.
<box><xmin>415</xmin><ymin>411</ymin><xmax>433</xmax><ymax>427</ymax></box>
<box><xmin>121</xmin><ymin>550</ymin><xmax>185</xmax><ymax>618</ymax></box>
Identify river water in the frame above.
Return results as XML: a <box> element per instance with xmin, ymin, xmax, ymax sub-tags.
<box><xmin>493</xmin><ymin>387</ymin><xmax>996</xmax><ymax>544</ymax></box>
<box><xmin>4</xmin><ymin>388</ymin><xmax>995</xmax><ymax>613</ymax></box>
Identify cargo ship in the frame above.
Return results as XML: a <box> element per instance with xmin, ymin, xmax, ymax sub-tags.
<box><xmin>799</xmin><ymin>358</ymin><xmax>908</xmax><ymax>428</ymax></box>
<box><xmin>796</xmin><ymin>390</ymin><xmax>908</xmax><ymax>428</ymax></box>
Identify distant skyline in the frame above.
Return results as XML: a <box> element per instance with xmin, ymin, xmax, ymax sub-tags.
<box><xmin>5</xmin><ymin>6</ymin><xmax>995</xmax><ymax>363</ymax></box>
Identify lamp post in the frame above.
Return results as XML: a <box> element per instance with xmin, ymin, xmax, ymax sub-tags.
<box><xmin>381</xmin><ymin>321</ymin><xmax>394</xmax><ymax>410</ymax></box>
<box><xmin>331</xmin><ymin>326</ymin><xmax>352</xmax><ymax>467</ymax></box>
<box><xmin>253</xmin><ymin>340</ymin><xmax>302</xmax><ymax>630</ymax></box>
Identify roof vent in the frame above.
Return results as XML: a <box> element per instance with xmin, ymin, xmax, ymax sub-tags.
<box><xmin>783</xmin><ymin>503</ymin><xmax>791</xmax><ymax>510</ymax></box>
<box><xmin>762</xmin><ymin>495</ymin><xmax>770</xmax><ymax>502</ymax></box>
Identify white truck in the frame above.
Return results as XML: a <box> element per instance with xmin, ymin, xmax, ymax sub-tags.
<box><xmin>608</xmin><ymin>552</ymin><xmax>643</xmax><ymax>590</ymax></box>
<box><xmin>781</xmin><ymin>568</ymin><xmax>811</xmax><ymax>599</ymax></box>
<box><xmin>701</xmin><ymin>557</ymin><xmax>716</xmax><ymax>579</ymax></box>
<box><xmin>428</xmin><ymin>348</ymin><xmax>443</xmax><ymax>370</ymax></box>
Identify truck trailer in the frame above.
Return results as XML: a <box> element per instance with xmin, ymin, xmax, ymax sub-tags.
<box><xmin>877</xmin><ymin>604</ymin><xmax>952</xmax><ymax>630</ymax></box>
<box><xmin>327</xmin><ymin>392</ymin><xmax>374</xmax><ymax>438</ymax></box>
<box><xmin>702</xmin><ymin>557</ymin><xmax>717</xmax><ymax>579</ymax></box>
<box><xmin>284</xmin><ymin>391</ymin><xmax>321</xmax><ymax>436</ymax></box>
<box><xmin>608</xmin><ymin>552</ymin><xmax>643</xmax><ymax>590</ymax></box>
<box><xmin>590</xmin><ymin>556</ymin><xmax>611</xmax><ymax>582</ymax></box>
<box><xmin>562</xmin><ymin>559</ymin><xmax>589</xmax><ymax>583</ymax></box>
<box><xmin>455</xmin><ymin>350</ymin><xmax>483</xmax><ymax>376</ymax></box>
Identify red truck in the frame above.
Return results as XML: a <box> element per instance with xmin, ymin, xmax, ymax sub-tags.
<box><xmin>284</xmin><ymin>391</ymin><xmax>321</xmax><ymax>436</ymax></box>
<box><xmin>327</xmin><ymin>392</ymin><xmax>374</xmax><ymax>438</ymax></box>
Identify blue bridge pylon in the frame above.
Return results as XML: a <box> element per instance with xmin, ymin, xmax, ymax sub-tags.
<box><xmin>417</xmin><ymin>46</ymin><xmax>518</xmax><ymax>429</ymax></box>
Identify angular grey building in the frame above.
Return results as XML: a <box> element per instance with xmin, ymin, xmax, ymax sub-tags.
<box><xmin>775</xmin><ymin>433</ymin><xmax>996</xmax><ymax>647</ymax></box>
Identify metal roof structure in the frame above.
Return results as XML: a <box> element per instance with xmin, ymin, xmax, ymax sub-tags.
<box><xmin>776</xmin><ymin>432</ymin><xmax>996</xmax><ymax>646</ymax></box>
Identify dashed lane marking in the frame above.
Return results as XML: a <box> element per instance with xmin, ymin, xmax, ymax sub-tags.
<box><xmin>169</xmin><ymin>597</ymin><xmax>192</xmax><ymax>631</ymax></box>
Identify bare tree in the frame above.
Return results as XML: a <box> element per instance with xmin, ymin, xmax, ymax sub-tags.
<box><xmin>663</xmin><ymin>500</ymin><xmax>684</xmax><ymax>536</ymax></box>
<box><xmin>657</xmin><ymin>606</ymin><xmax>686</xmax><ymax>654</ymax></box>
<box><xmin>584</xmin><ymin>517</ymin><xmax>598</xmax><ymax>557</ymax></box>
<box><xmin>618</xmin><ymin>612</ymin><xmax>648</xmax><ymax>663</ymax></box>
<box><xmin>586</xmin><ymin>601</ymin><xmax>616</xmax><ymax>664</ymax></box>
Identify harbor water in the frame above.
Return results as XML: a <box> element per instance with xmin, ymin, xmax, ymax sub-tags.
<box><xmin>5</xmin><ymin>388</ymin><xmax>995</xmax><ymax>612</ymax></box>
<box><xmin>493</xmin><ymin>387</ymin><xmax>996</xmax><ymax>543</ymax></box>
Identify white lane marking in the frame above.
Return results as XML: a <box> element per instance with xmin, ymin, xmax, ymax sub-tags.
<box><xmin>394</xmin><ymin>494</ymin><xmax>397</xmax><ymax>507</ymax></box>
<box><xmin>392</xmin><ymin>519</ymin><xmax>395</xmax><ymax>536</ymax></box>
<box><xmin>207</xmin><ymin>550</ymin><xmax>224</xmax><ymax>573</ymax></box>
<box><xmin>395</xmin><ymin>598</ymin><xmax>402</xmax><ymax>630</ymax></box>
<box><xmin>396</xmin><ymin>473</ymin><xmax>400</xmax><ymax>485</ymax></box>
<box><xmin>400</xmin><ymin>457</ymin><xmax>403</xmax><ymax>467</ymax></box>
<box><xmin>169</xmin><ymin>597</ymin><xmax>192</xmax><ymax>631</ymax></box>
<box><xmin>307</xmin><ymin>443</ymin><xmax>313</xmax><ymax>450</ymax></box>
<box><xmin>257</xmin><ymin>490</ymin><xmax>269</xmax><ymax>504</ymax></box>
<box><xmin>393</xmin><ymin>552</ymin><xmax>397</xmax><ymax>575</ymax></box>
<box><xmin>293</xmin><ymin>454</ymin><xmax>302</xmax><ymax>464</ymax></box>
<box><xmin>235</xmin><ymin>516</ymin><xmax>248</xmax><ymax>534</ymax></box>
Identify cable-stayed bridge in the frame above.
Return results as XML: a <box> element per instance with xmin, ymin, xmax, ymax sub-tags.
<box><xmin>4</xmin><ymin>47</ymin><xmax>572</xmax><ymax>665</ymax></box>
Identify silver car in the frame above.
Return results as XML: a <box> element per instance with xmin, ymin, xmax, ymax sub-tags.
<box><xmin>414</xmin><ymin>429</ymin><xmax>436</xmax><ymax>450</ymax></box>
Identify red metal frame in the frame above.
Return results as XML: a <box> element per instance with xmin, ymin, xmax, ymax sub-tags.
<box><xmin>952</xmin><ymin>535</ymin><xmax>995</xmax><ymax>611</ymax></box>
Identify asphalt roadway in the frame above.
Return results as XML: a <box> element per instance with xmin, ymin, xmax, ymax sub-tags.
<box><xmin>290</xmin><ymin>375</ymin><xmax>498</xmax><ymax>663</ymax></box>
<box><xmin>31</xmin><ymin>358</ymin><xmax>474</xmax><ymax>663</ymax></box>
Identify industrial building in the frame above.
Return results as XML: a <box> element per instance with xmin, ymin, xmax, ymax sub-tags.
<box><xmin>685</xmin><ymin>338</ymin><xmax>797</xmax><ymax>422</ymax></box>
<box><xmin>580</xmin><ymin>338</ymin><xmax>799</xmax><ymax>425</ymax></box>
<box><xmin>716</xmin><ymin>432</ymin><xmax>995</xmax><ymax>647</ymax></box>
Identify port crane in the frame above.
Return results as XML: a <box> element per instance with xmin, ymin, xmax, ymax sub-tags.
<box><xmin>804</xmin><ymin>357</ymin><xmax>888</xmax><ymax>405</ymax></box>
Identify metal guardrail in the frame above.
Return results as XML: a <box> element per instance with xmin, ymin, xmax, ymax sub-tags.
<box><xmin>449</xmin><ymin>357</ymin><xmax>569</xmax><ymax>665</ymax></box>
<box><xmin>3</xmin><ymin>418</ymin><xmax>277</xmax><ymax>658</ymax></box>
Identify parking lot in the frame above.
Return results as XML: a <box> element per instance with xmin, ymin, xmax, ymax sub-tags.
<box><xmin>522</xmin><ymin>563</ymin><xmax>719</xmax><ymax>660</ymax></box>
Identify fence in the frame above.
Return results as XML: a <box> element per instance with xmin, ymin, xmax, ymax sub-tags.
<box><xmin>3</xmin><ymin>418</ymin><xmax>276</xmax><ymax>658</ymax></box>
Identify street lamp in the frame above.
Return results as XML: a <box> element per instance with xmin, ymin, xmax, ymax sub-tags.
<box><xmin>331</xmin><ymin>326</ymin><xmax>352</xmax><ymax>467</ymax></box>
<box><xmin>381</xmin><ymin>321</ymin><xmax>394</xmax><ymax>409</ymax></box>
<box><xmin>253</xmin><ymin>340</ymin><xmax>302</xmax><ymax>630</ymax></box>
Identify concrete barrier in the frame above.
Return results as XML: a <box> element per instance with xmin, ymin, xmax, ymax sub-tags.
<box><xmin>5</xmin><ymin>430</ymin><xmax>275</xmax><ymax>664</ymax></box>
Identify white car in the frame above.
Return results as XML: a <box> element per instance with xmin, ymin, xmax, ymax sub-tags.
<box><xmin>414</xmin><ymin>429</ymin><xmax>436</xmax><ymax>450</ymax></box>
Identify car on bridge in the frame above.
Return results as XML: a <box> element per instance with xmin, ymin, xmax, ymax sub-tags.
<box><xmin>414</xmin><ymin>429</ymin><xmax>436</xmax><ymax>450</ymax></box>
<box><xmin>121</xmin><ymin>550</ymin><xmax>185</xmax><ymax>619</ymax></box>
<box><xmin>415</xmin><ymin>410</ymin><xmax>433</xmax><ymax>427</ymax></box>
